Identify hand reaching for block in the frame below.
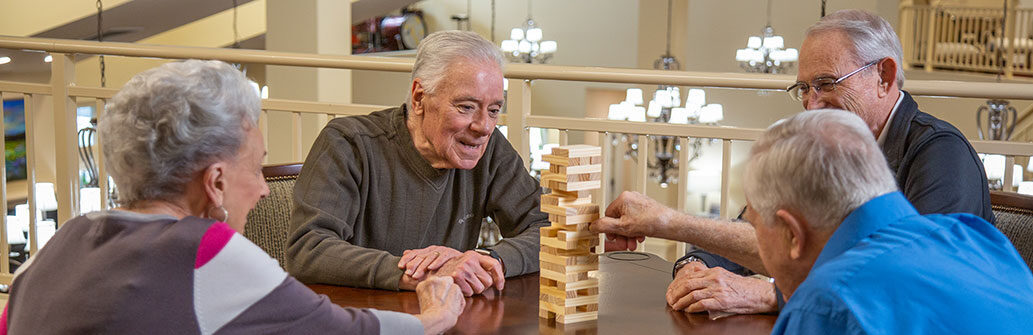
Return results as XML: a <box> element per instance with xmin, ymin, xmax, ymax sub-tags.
<box><xmin>589</xmin><ymin>190</ymin><xmax>678</xmax><ymax>249</ymax></box>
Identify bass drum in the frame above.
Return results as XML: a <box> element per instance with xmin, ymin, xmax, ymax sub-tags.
<box><xmin>380</xmin><ymin>13</ymin><xmax>427</xmax><ymax>50</ymax></box>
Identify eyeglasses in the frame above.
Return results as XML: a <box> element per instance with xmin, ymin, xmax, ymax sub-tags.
<box><xmin>786</xmin><ymin>60</ymin><xmax>879</xmax><ymax>101</ymax></box>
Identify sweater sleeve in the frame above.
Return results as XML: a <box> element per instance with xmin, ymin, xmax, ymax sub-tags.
<box><xmin>195</xmin><ymin>223</ymin><xmax>420</xmax><ymax>334</ymax></box>
<box><xmin>286</xmin><ymin>126</ymin><xmax>406</xmax><ymax>290</ymax></box>
<box><xmin>484</xmin><ymin>132</ymin><xmax>550</xmax><ymax>277</ymax></box>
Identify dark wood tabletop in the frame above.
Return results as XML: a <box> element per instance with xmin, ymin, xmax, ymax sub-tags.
<box><xmin>308</xmin><ymin>251</ymin><xmax>777</xmax><ymax>334</ymax></box>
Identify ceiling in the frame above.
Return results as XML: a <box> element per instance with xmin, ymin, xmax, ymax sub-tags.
<box><xmin>1</xmin><ymin>0</ymin><xmax>257</xmax><ymax>77</ymax></box>
<box><xmin>0</xmin><ymin>0</ymin><xmax>420</xmax><ymax>79</ymax></box>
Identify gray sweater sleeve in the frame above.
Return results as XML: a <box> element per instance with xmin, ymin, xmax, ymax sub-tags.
<box><xmin>286</xmin><ymin>127</ymin><xmax>406</xmax><ymax>290</ymax></box>
<box><xmin>484</xmin><ymin>134</ymin><xmax>550</xmax><ymax>277</ymax></box>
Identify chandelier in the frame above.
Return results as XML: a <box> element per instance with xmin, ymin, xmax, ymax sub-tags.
<box><xmin>734</xmin><ymin>0</ymin><xmax>798</xmax><ymax>74</ymax></box>
<box><xmin>500</xmin><ymin>1</ymin><xmax>557</xmax><ymax>64</ymax></box>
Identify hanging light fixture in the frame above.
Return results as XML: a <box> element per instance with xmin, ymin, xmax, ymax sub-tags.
<box><xmin>500</xmin><ymin>0</ymin><xmax>557</xmax><ymax>64</ymax></box>
<box><xmin>735</xmin><ymin>0</ymin><xmax>798</xmax><ymax>74</ymax></box>
<box><xmin>978</xmin><ymin>0</ymin><xmax>1016</xmax><ymax>142</ymax></box>
<box><xmin>607</xmin><ymin>0</ymin><xmax>723</xmax><ymax>188</ymax></box>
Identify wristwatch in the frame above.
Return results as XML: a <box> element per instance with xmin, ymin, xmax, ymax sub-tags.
<box><xmin>672</xmin><ymin>255</ymin><xmax>704</xmax><ymax>278</ymax></box>
<box><xmin>475</xmin><ymin>248</ymin><xmax>503</xmax><ymax>266</ymax></box>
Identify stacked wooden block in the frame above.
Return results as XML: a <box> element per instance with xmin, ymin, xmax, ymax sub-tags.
<box><xmin>538</xmin><ymin>145</ymin><xmax>602</xmax><ymax>324</ymax></box>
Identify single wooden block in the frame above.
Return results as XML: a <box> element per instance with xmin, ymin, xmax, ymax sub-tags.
<box><xmin>540</xmin><ymin>277</ymin><xmax>599</xmax><ymax>291</ymax></box>
<box><xmin>550</xmin><ymin>189</ymin><xmax>593</xmax><ymax>200</ymax></box>
<box><xmin>542</xmin><ymin>235</ymin><xmax>599</xmax><ymax>251</ymax></box>
<box><xmin>541</xmin><ymin>193</ymin><xmax>592</xmax><ymax>207</ymax></box>
<box><xmin>539</xmin><ymin>308</ymin><xmax>553</xmax><ymax>319</ymax></box>
<box><xmin>549</xmin><ymin>213</ymin><xmax>599</xmax><ymax>225</ymax></box>
<box><xmin>542</xmin><ymin>154</ymin><xmax>603</xmax><ymax>167</ymax></box>
<box><xmin>539</xmin><ymin>288</ymin><xmax>599</xmax><ymax>307</ymax></box>
<box><xmin>540</xmin><ymin>259</ymin><xmax>598</xmax><ymax>273</ymax></box>
<box><xmin>557</xmin><ymin>311</ymin><xmax>598</xmax><ymax>324</ymax></box>
<box><xmin>541</xmin><ymin>203</ymin><xmax>599</xmax><ymax>217</ymax></box>
<box><xmin>540</xmin><ymin>285</ymin><xmax>599</xmax><ymax>300</ymax></box>
<box><xmin>543</xmin><ymin>171</ymin><xmax>602</xmax><ymax>184</ymax></box>
<box><xmin>550</xmin><ymin>164</ymin><xmax>602</xmax><ymax>175</ymax></box>
<box><xmin>539</xmin><ymin>252</ymin><xmax>598</xmax><ymax>266</ymax></box>
<box><xmin>549</xmin><ymin>179</ymin><xmax>602</xmax><ymax>192</ymax></box>
<box><xmin>550</xmin><ymin>145</ymin><xmax>602</xmax><ymax>158</ymax></box>
<box><xmin>541</xmin><ymin>245</ymin><xmax>593</xmax><ymax>257</ymax></box>
<box><xmin>541</xmin><ymin>268</ymin><xmax>591</xmax><ymax>283</ymax></box>
<box><xmin>557</xmin><ymin>229</ymin><xmax>597</xmax><ymax>241</ymax></box>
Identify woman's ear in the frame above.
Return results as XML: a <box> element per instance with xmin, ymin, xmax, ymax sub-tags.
<box><xmin>202</xmin><ymin>162</ymin><xmax>228</xmax><ymax>209</ymax></box>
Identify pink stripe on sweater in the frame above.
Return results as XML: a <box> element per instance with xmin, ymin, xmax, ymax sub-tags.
<box><xmin>195</xmin><ymin>222</ymin><xmax>235</xmax><ymax>269</ymax></box>
<box><xmin>2</xmin><ymin>303</ymin><xmax>8</xmax><ymax>335</ymax></box>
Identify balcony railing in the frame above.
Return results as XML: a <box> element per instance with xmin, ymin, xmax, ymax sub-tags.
<box><xmin>0</xmin><ymin>35</ymin><xmax>1032</xmax><ymax>292</ymax></box>
<box><xmin>900</xmin><ymin>5</ymin><xmax>1033</xmax><ymax>77</ymax></box>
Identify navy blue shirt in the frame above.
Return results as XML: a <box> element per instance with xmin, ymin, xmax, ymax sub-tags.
<box><xmin>772</xmin><ymin>192</ymin><xmax>1033</xmax><ymax>335</ymax></box>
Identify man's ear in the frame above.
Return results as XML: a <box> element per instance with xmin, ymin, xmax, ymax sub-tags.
<box><xmin>775</xmin><ymin>209</ymin><xmax>808</xmax><ymax>260</ymax></box>
<box><xmin>876</xmin><ymin>57</ymin><xmax>898</xmax><ymax>98</ymax></box>
<box><xmin>410</xmin><ymin>79</ymin><xmax>426</xmax><ymax>116</ymax></box>
<box><xmin>202</xmin><ymin>162</ymin><xmax>228</xmax><ymax>209</ymax></box>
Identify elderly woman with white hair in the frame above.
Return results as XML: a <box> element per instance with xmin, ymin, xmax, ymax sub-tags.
<box><xmin>2</xmin><ymin>60</ymin><xmax>464</xmax><ymax>334</ymax></box>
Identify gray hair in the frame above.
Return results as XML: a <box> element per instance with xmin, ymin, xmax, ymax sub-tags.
<box><xmin>807</xmin><ymin>9</ymin><xmax>905</xmax><ymax>88</ymax></box>
<box><xmin>100</xmin><ymin>60</ymin><xmax>260</xmax><ymax>207</ymax></box>
<box><xmin>410</xmin><ymin>30</ymin><xmax>504</xmax><ymax>108</ymax></box>
<box><xmin>744</xmin><ymin>109</ymin><xmax>898</xmax><ymax>230</ymax></box>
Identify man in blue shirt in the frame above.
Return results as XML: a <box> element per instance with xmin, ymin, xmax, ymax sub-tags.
<box><xmin>592</xmin><ymin>109</ymin><xmax>1033</xmax><ymax>333</ymax></box>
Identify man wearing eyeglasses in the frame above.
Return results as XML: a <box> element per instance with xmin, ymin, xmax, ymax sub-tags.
<box><xmin>590</xmin><ymin>9</ymin><xmax>993</xmax><ymax>316</ymax></box>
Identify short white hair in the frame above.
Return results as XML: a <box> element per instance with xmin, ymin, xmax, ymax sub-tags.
<box><xmin>100</xmin><ymin>60</ymin><xmax>260</xmax><ymax>207</ymax></box>
<box><xmin>744</xmin><ymin>109</ymin><xmax>898</xmax><ymax>230</ymax></box>
<box><xmin>807</xmin><ymin>9</ymin><xmax>906</xmax><ymax>88</ymax></box>
<box><xmin>410</xmin><ymin>30</ymin><xmax>503</xmax><ymax>109</ymax></box>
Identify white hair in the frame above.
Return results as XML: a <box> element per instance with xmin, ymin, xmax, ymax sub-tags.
<box><xmin>409</xmin><ymin>30</ymin><xmax>503</xmax><ymax>109</ymax></box>
<box><xmin>744</xmin><ymin>109</ymin><xmax>898</xmax><ymax>230</ymax></box>
<box><xmin>807</xmin><ymin>9</ymin><xmax>906</xmax><ymax>88</ymax></box>
<box><xmin>100</xmin><ymin>60</ymin><xmax>260</xmax><ymax>207</ymax></box>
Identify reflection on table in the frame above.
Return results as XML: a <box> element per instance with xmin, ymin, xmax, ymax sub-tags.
<box><xmin>307</xmin><ymin>251</ymin><xmax>776</xmax><ymax>334</ymax></box>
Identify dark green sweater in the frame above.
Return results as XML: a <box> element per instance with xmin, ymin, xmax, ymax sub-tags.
<box><xmin>287</xmin><ymin>105</ymin><xmax>547</xmax><ymax>290</ymax></box>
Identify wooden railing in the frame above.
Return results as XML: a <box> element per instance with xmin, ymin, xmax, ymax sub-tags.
<box><xmin>900</xmin><ymin>5</ymin><xmax>1033</xmax><ymax>77</ymax></box>
<box><xmin>0</xmin><ymin>35</ymin><xmax>1032</xmax><ymax>276</ymax></box>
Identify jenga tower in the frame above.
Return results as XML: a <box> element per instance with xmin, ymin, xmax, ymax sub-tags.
<box><xmin>538</xmin><ymin>145</ymin><xmax>602</xmax><ymax>324</ymax></box>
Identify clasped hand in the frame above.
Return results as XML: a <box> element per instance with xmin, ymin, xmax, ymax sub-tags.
<box><xmin>399</xmin><ymin>246</ymin><xmax>504</xmax><ymax>297</ymax></box>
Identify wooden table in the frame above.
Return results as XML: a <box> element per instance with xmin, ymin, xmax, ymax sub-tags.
<box><xmin>308</xmin><ymin>252</ymin><xmax>777</xmax><ymax>334</ymax></box>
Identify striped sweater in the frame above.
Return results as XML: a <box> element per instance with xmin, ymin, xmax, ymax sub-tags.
<box><xmin>2</xmin><ymin>210</ymin><xmax>421</xmax><ymax>334</ymax></box>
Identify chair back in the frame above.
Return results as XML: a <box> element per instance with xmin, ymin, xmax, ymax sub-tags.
<box><xmin>245</xmin><ymin>163</ymin><xmax>303</xmax><ymax>269</ymax></box>
<box><xmin>990</xmin><ymin>190</ymin><xmax>1033</xmax><ymax>271</ymax></box>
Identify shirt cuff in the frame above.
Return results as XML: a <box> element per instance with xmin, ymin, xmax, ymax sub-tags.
<box><xmin>375</xmin><ymin>255</ymin><xmax>405</xmax><ymax>291</ymax></box>
<box><xmin>774</xmin><ymin>284</ymin><xmax>786</xmax><ymax>312</ymax></box>
<box><xmin>370</xmin><ymin>309</ymin><xmax>423</xmax><ymax>335</ymax></box>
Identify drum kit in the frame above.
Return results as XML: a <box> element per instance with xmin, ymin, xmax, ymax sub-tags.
<box><xmin>352</xmin><ymin>9</ymin><xmax>427</xmax><ymax>54</ymax></box>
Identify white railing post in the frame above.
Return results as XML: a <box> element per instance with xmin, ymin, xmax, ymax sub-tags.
<box><xmin>0</xmin><ymin>92</ymin><xmax>8</xmax><ymax>274</ymax></box>
<box><xmin>506</xmin><ymin>79</ymin><xmax>531</xmax><ymax>171</ymax></box>
<box><xmin>51</xmin><ymin>53</ymin><xmax>80</xmax><ymax>226</ymax></box>
<box><xmin>637</xmin><ymin>136</ymin><xmax>649</xmax><ymax>194</ymax></box>
<box><xmin>95</xmin><ymin>99</ymin><xmax>110</xmax><ymax>210</ymax></box>
<box><xmin>676</xmin><ymin>137</ymin><xmax>690</xmax><ymax>256</ymax></box>
<box><xmin>1005</xmin><ymin>155</ymin><xmax>1016</xmax><ymax>192</ymax></box>
<box><xmin>25</xmin><ymin>94</ymin><xmax>38</xmax><ymax>255</ymax></box>
<box><xmin>720</xmin><ymin>140</ymin><xmax>732</xmax><ymax>220</ymax></box>
<box><xmin>925</xmin><ymin>7</ymin><xmax>938</xmax><ymax>72</ymax></box>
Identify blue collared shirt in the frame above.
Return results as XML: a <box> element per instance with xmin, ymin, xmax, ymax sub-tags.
<box><xmin>772</xmin><ymin>192</ymin><xmax>1033</xmax><ymax>335</ymax></box>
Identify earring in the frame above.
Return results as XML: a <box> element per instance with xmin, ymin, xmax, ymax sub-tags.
<box><xmin>208</xmin><ymin>205</ymin><xmax>229</xmax><ymax>222</ymax></box>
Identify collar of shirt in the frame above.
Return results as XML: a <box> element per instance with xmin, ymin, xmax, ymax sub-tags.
<box><xmin>876</xmin><ymin>91</ymin><xmax>905</xmax><ymax>147</ymax></box>
<box><xmin>812</xmin><ymin>191</ymin><xmax>918</xmax><ymax>269</ymax></box>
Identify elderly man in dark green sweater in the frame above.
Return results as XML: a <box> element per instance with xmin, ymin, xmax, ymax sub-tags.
<box><xmin>286</xmin><ymin>31</ymin><xmax>548</xmax><ymax>296</ymax></box>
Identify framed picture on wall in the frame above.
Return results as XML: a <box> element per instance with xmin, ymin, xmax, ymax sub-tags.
<box><xmin>3</xmin><ymin>99</ymin><xmax>28</xmax><ymax>182</ymax></box>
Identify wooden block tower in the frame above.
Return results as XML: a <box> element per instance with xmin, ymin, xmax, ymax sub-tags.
<box><xmin>538</xmin><ymin>144</ymin><xmax>602</xmax><ymax>324</ymax></box>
